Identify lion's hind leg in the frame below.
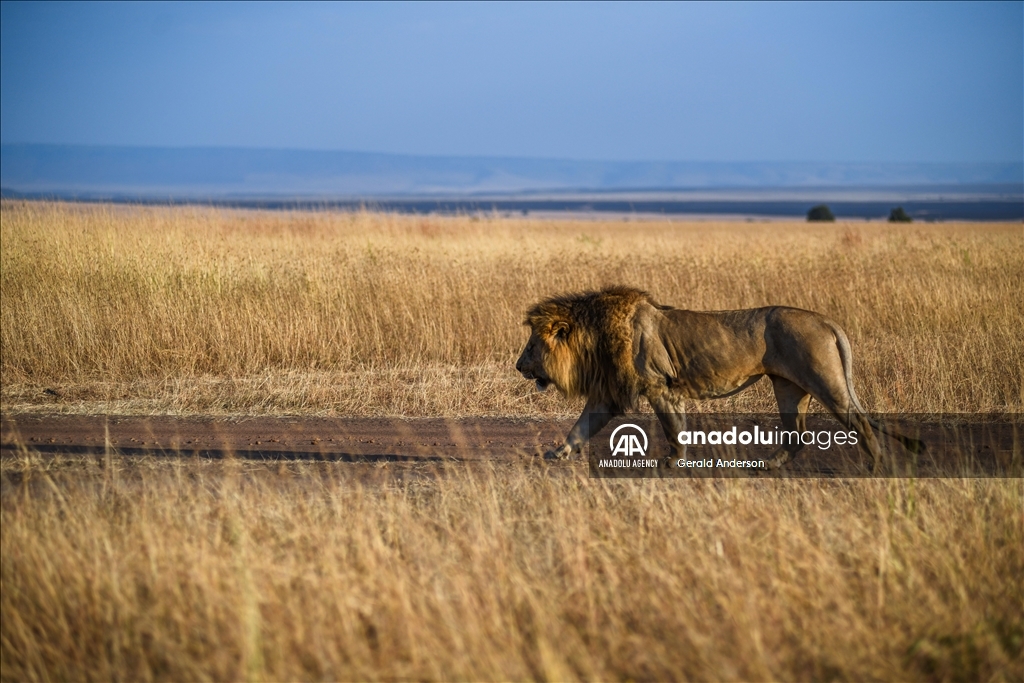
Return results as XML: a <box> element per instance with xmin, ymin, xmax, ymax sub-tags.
<box><xmin>768</xmin><ymin>376</ymin><xmax>811</xmax><ymax>468</ymax></box>
<box><xmin>790</xmin><ymin>374</ymin><xmax>884</xmax><ymax>472</ymax></box>
<box><xmin>834</xmin><ymin>411</ymin><xmax>885</xmax><ymax>472</ymax></box>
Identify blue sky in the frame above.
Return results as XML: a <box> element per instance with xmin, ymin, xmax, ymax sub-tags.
<box><xmin>1</xmin><ymin>1</ymin><xmax>1021</xmax><ymax>163</ymax></box>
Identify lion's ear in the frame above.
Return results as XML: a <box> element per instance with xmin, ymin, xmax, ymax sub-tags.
<box><xmin>552</xmin><ymin>321</ymin><xmax>570</xmax><ymax>340</ymax></box>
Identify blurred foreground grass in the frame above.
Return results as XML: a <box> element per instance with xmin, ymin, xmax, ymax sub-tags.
<box><xmin>1</xmin><ymin>455</ymin><xmax>1021</xmax><ymax>681</ymax></box>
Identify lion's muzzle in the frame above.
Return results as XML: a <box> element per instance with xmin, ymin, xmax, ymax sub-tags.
<box><xmin>515</xmin><ymin>346</ymin><xmax>551</xmax><ymax>391</ymax></box>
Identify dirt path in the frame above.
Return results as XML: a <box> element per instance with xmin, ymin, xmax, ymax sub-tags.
<box><xmin>0</xmin><ymin>414</ymin><xmax>576</xmax><ymax>462</ymax></box>
<box><xmin>3</xmin><ymin>413</ymin><xmax>1020</xmax><ymax>478</ymax></box>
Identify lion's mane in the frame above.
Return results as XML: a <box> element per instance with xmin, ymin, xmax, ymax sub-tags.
<box><xmin>524</xmin><ymin>286</ymin><xmax>654</xmax><ymax>411</ymax></box>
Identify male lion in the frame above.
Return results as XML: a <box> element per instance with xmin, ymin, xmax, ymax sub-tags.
<box><xmin>515</xmin><ymin>286</ymin><xmax>923</xmax><ymax>469</ymax></box>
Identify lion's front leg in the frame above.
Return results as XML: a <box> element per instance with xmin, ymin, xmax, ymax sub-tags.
<box><xmin>648</xmin><ymin>391</ymin><xmax>688</xmax><ymax>469</ymax></box>
<box><xmin>545</xmin><ymin>400</ymin><xmax>618</xmax><ymax>460</ymax></box>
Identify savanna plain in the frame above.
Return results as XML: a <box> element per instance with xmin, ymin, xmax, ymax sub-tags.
<box><xmin>1</xmin><ymin>201</ymin><xmax>1022</xmax><ymax>681</ymax></box>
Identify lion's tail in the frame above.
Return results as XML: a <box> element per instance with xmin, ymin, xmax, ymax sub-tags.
<box><xmin>828</xmin><ymin>320</ymin><xmax>926</xmax><ymax>454</ymax></box>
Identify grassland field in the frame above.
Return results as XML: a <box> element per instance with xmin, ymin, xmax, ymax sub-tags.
<box><xmin>1</xmin><ymin>201</ymin><xmax>1021</xmax><ymax>681</ymax></box>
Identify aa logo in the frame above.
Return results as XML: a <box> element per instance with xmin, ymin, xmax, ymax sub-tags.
<box><xmin>609</xmin><ymin>423</ymin><xmax>648</xmax><ymax>457</ymax></box>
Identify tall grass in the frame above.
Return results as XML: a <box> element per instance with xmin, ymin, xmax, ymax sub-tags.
<box><xmin>2</xmin><ymin>201</ymin><xmax>1021</xmax><ymax>415</ymax></box>
<box><xmin>2</xmin><ymin>456</ymin><xmax>1021</xmax><ymax>681</ymax></box>
<box><xmin>2</xmin><ymin>202</ymin><xmax>1022</xmax><ymax>681</ymax></box>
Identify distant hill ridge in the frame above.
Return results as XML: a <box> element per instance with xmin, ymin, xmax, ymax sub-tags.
<box><xmin>2</xmin><ymin>143</ymin><xmax>1021</xmax><ymax>198</ymax></box>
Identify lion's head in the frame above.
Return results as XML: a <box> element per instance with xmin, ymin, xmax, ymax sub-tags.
<box><xmin>515</xmin><ymin>308</ymin><xmax>582</xmax><ymax>396</ymax></box>
<box><xmin>515</xmin><ymin>286</ymin><xmax>651</xmax><ymax>410</ymax></box>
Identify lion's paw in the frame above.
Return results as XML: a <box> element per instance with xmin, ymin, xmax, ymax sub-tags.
<box><xmin>765</xmin><ymin>450</ymin><xmax>793</xmax><ymax>469</ymax></box>
<box><xmin>543</xmin><ymin>444</ymin><xmax>573</xmax><ymax>460</ymax></box>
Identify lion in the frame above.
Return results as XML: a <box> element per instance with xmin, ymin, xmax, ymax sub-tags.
<box><xmin>515</xmin><ymin>286</ymin><xmax>923</xmax><ymax>469</ymax></box>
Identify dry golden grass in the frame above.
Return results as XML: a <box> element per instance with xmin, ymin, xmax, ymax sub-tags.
<box><xmin>2</xmin><ymin>202</ymin><xmax>1023</xmax><ymax>681</ymax></box>
<box><xmin>2</xmin><ymin>455</ymin><xmax>1021</xmax><ymax>682</ymax></box>
<box><xmin>2</xmin><ymin>201</ymin><xmax>1022</xmax><ymax>415</ymax></box>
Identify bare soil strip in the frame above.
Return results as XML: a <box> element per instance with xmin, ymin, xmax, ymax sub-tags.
<box><xmin>2</xmin><ymin>414</ymin><xmax>1019</xmax><ymax>478</ymax></box>
<box><xmin>0</xmin><ymin>414</ymin><xmax>574</xmax><ymax>462</ymax></box>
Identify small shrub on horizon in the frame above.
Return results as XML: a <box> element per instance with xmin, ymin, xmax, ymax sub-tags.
<box><xmin>889</xmin><ymin>206</ymin><xmax>913</xmax><ymax>222</ymax></box>
<box><xmin>807</xmin><ymin>204</ymin><xmax>835</xmax><ymax>222</ymax></box>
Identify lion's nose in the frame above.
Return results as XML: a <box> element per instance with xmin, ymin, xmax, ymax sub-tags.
<box><xmin>515</xmin><ymin>357</ymin><xmax>523</xmax><ymax>372</ymax></box>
